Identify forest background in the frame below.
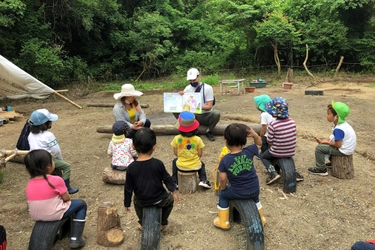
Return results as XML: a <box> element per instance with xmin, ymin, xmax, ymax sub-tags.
<box><xmin>0</xmin><ymin>0</ymin><xmax>374</xmax><ymax>89</ymax></box>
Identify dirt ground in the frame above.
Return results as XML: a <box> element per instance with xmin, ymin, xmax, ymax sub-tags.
<box><xmin>1</xmin><ymin>80</ymin><xmax>375</xmax><ymax>250</ymax></box>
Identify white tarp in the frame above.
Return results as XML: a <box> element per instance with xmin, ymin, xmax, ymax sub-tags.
<box><xmin>0</xmin><ymin>55</ymin><xmax>55</xmax><ymax>99</ymax></box>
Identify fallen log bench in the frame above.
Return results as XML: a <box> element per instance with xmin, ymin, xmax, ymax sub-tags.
<box><xmin>28</xmin><ymin>216</ymin><xmax>71</xmax><ymax>250</ymax></box>
<box><xmin>97</xmin><ymin>124</ymin><xmax>261</xmax><ymax>136</ymax></box>
<box><xmin>229</xmin><ymin>199</ymin><xmax>265</xmax><ymax>250</ymax></box>
<box><xmin>331</xmin><ymin>154</ymin><xmax>354</xmax><ymax>179</ymax></box>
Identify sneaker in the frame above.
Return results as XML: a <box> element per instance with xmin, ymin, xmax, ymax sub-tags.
<box><xmin>308</xmin><ymin>167</ymin><xmax>328</xmax><ymax>176</ymax></box>
<box><xmin>175</xmin><ymin>184</ymin><xmax>178</xmax><ymax>190</ymax></box>
<box><xmin>199</xmin><ymin>180</ymin><xmax>212</xmax><ymax>189</ymax></box>
<box><xmin>295</xmin><ymin>171</ymin><xmax>304</xmax><ymax>182</ymax></box>
<box><xmin>266</xmin><ymin>172</ymin><xmax>281</xmax><ymax>185</ymax></box>
<box><xmin>325</xmin><ymin>162</ymin><xmax>332</xmax><ymax>168</ymax></box>
<box><xmin>206</xmin><ymin>132</ymin><xmax>215</xmax><ymax>141</ymax></box>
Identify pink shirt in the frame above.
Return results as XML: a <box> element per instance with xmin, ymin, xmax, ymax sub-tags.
<box><xmin>26</xmin><ymin>175</ymin><xmax>70</xmax><ymax>221</ymax></box>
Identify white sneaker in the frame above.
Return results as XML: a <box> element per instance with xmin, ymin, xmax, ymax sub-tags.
<box><xmin>199</xmin><ymin>180</ymin><xmax>212</xmax><ymax>189</ymax></box>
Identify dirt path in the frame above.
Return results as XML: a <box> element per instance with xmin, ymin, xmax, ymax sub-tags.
<box><xmin>0</xmin><ymin>81</ymin><xmax>374</xmax><ymax>249</ymax></box>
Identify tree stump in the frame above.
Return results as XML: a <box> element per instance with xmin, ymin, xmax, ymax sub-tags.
<box><xmin>178</xmin><ymin>171</ymin><xmax>198</xmax><ymax>194</ymax></box>
<box><xmin>102</xmin><ymin>167</ymin><xmax>126</xmax><ymax>185</ymax></box>
<box><xmin>96</xmin><ymin>202</ymin><xmax>124</xmax><ymax>247</ymax></box>
<box><xmin>331</xmin><ymin>155</ymin><xmax>354</xmax><ymax>179</ymax></box>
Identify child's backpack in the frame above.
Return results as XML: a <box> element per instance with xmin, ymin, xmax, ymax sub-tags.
<box><xmin>16</xmin><ymin>119</ymin><xmax>31</xmax><ymax>150</ymax></box>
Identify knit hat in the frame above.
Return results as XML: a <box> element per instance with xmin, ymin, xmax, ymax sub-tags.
<box><xmin>176</xmin><ymin>111</ymin><xmax>200</xmax><ymax>132</ymax></box>
<box><xmin>30</xmin><ymin>109</ymin><xmax>58</xmax><ymax>126</ymax></box>
<box><xmin>254</xmin><ymin>94</ymin><xmax>272</xmax><ymax>112</ymax></box>
<box><xmin>332</xmin><ymin>101</ymin><xmax>350</xmax><ymax>124</ymax></box>
<box><xmin>266</xmin><ymin>97</ymin><xmax>289</xmax><ymax>119</ymax></box>
<box><xmin>112</xmin><ymin>121</ymin><xmax>130</xmax><ymax>136</ymax></box>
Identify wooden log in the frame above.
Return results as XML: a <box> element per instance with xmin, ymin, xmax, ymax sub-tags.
<box><xmin>178</xmin><ymin>171</ymin><xmax>198</xmax><ymax>194</ymax></box>
<box><xmin>87</xmin><ymin>103</ymin><xmax>149</xmax><ymax>108</ymax></box>
<box><xmin>96</xmin><ymin>202</ymin><xmax>124</xmax><ymax>247</ymax></box>
<box><xmin>102</xmin><ymin>167</ymin><xmax>126</xmax><ymax>185</ymax></box>
<box><xmin>97</xmin><ymin>123</ymin><xmax>261</xmax><ymax>136</ymax></box>
<box><xmin>331</xmin><ymin>155</ymin><xmax>354</xmax><ymax>179</ymax></box>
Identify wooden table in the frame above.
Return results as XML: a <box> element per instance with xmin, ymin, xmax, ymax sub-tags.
<box><xmin>219</xmin><ymin>79</ymin><xmax>245</xmax><ymax>95</ymax></box>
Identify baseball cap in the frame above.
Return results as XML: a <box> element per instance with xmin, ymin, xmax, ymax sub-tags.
<box><xmin>186</xmin><ymin>68</ymin><xmax>200</xmax><ymax>80</ymax></box>
<box><xmin>30</xmin><ymin>109</ymin><xmax>58</xmax><ymax>126</ymax></box>
<box><xmin>112</xmin><ymin>120</ymin><xmax>130</xmax><ymax>136</ymax></box>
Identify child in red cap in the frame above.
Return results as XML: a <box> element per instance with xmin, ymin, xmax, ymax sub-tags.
<box><xmin>171</xmin><ymin>111</ymin><xmax>211</xmax><ymax>189</ymax></box>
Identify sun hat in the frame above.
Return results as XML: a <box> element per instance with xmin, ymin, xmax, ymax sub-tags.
<box><xmin>176</xmin><ymin>111</ymin><xmax>200</xmax><ymax>132</ymax></box>
<box><xmin>332</xmin><ymin>101</ymin><xmax>350</xmax><ymax>124</ymax></box>
<box><xmin>266</xmin><ymin>97</ymin><xmax>289</xmax><ymax>119</ymax></box>
<box><xmin>186</xmin><ymin>68</ymin><xmax>200</xmax><ymax>81</ymax></box>
<box><xmin>113</xmin><ymin>84</ymin><xmax>143</xmax><ymax>100</ymax></box>
<box><xmin>112</xmin><ymin>120</ymin><xmax>130</xmax><ymax>136</ymax></box>
<box><xmin>30</xmin><ymin>109</ymin><xmax>58</xmax><ymax>126</ymax></box>
<box><xmin>254</xmin><ymin>94</ymin><xmax>272</xmax><ymax>112</ymax></box>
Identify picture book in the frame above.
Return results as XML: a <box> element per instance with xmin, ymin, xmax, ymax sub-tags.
<box><xmin>163</xmin><ymin>92</ymin><xmax>202</xmax><ymax>114</ymax></box>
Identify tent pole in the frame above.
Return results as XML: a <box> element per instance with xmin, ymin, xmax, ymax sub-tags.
<box><xmin>54</xmin><ymin>91</ymin><xmax>82</xmax><ymax>109</ymax></box>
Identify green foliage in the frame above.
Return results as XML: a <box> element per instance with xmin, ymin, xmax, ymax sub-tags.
<box><xmin>0</xmin><ymin>0</ymin><xmax>25</xmax><ymax>27</ymax></box>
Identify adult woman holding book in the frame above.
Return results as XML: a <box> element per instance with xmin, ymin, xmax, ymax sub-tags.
<box><xmin>113</xmin><ymin>84</ymin><xmax>151</xmax><ymax>138</ymax></box>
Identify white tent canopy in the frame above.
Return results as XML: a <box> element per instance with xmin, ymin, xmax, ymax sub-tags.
<box><xmin>0</xmin><ymin>55</ymin><xmax>55</xmax><ymax>99</ymax></box>
<box><xmin>0</xmin><ymin>55</ymin><xmax>81</xmax><ymax>108</ymax></box>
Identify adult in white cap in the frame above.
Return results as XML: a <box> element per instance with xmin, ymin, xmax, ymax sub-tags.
<box><xmin>113</xmin><ymin>83</ymin><xmax>151</xmax><ymax>138</ymax></box>
<box><xmin>28</xmin><ymin>108</ymin><xmax>79</xmax><ymax>194</ymax></box>
<box><xmin>174</xmin><ymin>68</ymin><xmax>220</xmax><ymax>141</ymax></box>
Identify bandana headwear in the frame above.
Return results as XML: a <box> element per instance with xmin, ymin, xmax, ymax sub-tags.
<box><xmin>254</xmin><ymin>94</ymin><xmax>272</xmax><ymax>112</ymax></box>
<box><xmin>266</xmin><ymin>97</ymin><xmax>289</xmax><ymax>119</ymax></box>
<box><xmin>332</xmin><ymin>101</ymin><xmax>350</xmax><ymax>124</ymax></box>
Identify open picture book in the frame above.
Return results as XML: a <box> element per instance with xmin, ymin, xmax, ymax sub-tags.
<box><xmin>163</xmin><ymin>92</ymin><xmax>202</xmax><ymax>114</ymax></box>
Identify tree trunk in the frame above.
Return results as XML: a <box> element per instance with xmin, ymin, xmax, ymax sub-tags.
<box><xmin>303</xmin><ymin>44</ymin><xmax>316</xmax><ymax>83</ymax></box>
<box><xmin>96</xmin><ymin>202</ymin><xmax>124</xmax><ymax>247</ymax></box>
<box><xmin>334</xmin><ymin>56</ymin><xmax>344</xmax><ymax>79</ymax></box>
<box><xmin>331</xmin><ymin>155</ymin><xmax>354</xmax><ymax>179</ymax></box>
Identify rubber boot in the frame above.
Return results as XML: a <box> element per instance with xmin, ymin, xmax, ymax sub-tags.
<box><xmin>256</xmin><ymin>201</ymin><xmax>267</xmax><ymax>227</ymax></box>
<box><xmin>213</xmin><ymin>206</ymin><xmax>230</xmax><ymax>230</ymax></box>
<box><xmin>70</xmin><ymin>219</ymin><xmax>86</xmax><ymax>249</ymax></box>
<box><xmin>64</xmin><ymin>178</ymin><xmax>79</xmax><ymax>194</ymax></box>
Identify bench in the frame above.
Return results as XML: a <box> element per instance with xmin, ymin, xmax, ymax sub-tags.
<box><xmin>220</xmin><ymin>79</ymin><xmax>245</xmax><ymax>95</ymax></box>
<box><xmin>28</xmin><ymin>217</ymin><xmax>71</xmax><ymax>250</ymax></box>
<box><xmin>229</xmin><ymin>199</ymin><xmax>265</xmax><ymax>250</ymax></box>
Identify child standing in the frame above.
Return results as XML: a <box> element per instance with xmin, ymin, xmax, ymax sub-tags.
<box><xmin>124</xmin><ymin>128</ymin><xmax>178</xmax><ymax>231</ymax></box>
<box><xmin>253</xmin><ymin>94</ymin><xmax>274</xmax><ymax>157</ymax></box>
<box><xmin>213</xmin><ymin>123</ymin><xmax>266</xmax><ymax>230</ymax></box>
<box><xmin>260</xmin><ymin>97</ymin><xmax>304</xmax><ymax>184</ymax></box>
<box><xmin>107</xmin><ymin>120</ymin><xmax>137</xmax><ymax>171</ymax></box>
<box><xmin>28</xmin><ymin>109</ymin><xmax>79</xmax><ymax>194</ymax></box>
<box><xmin>308</xmin><ymin>101</ymin><xmax>356</xmax><ymax>176</ymax></box>
<box><xmin>25</xmin><ymin>150</ymin><xmax>87</xmax><ymax>249</ymax></box>
<box><xmin>171</xmin><ymin>111</ymin><xmax>211</xmax><ymax>189</ymax></box>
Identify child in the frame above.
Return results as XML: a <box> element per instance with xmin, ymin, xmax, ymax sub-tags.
<box><xmin>260</xmin><ymin>97</ymin><xmax>304</xmax><ymax>184</ymax></box>
<box><xmin>124</xmin><ymin>128</ymin><xmax>178</xmax><ymax>231</ymax></box>
<box><xmin>107</xmin><ymin>120</ymin><xmax>137</xmax><ymax>171</ymax></box>
<box><xmin>28</xmin><ymin>109</ymin><xmax>79</xmax><ymax>194</ymax></box>
<box><xmin>308</xmin><ymin>101</ymin><xmax>356</xmax><ymax>176</ymax></box>
<box><xmin>213</xmin><ymin>123</ymin><xmax>266</xmax><ymax>230</ymax></box>
<box><xmin>24</xmin><ymin>149</ymin><xmax>87</xmax><ymax>249</ymax></box>
<box><xmin>171</xmin><ymin>111</ymin><xmax>211</xmax><ymax>189</ymax></box>
<box><xmin>253</xmin><ymin>94</ymin><xmax>274</xmax><ymax>158</ymax></box>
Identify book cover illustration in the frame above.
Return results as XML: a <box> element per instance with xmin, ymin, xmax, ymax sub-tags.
<box><xmin>163</xmin><ymin>92</ymin><xmax>202</xmax><ymax>114</ymax></box>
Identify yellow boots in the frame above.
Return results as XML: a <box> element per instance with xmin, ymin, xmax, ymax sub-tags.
<box><xmin>256</xmin><ymin>201</ymin><xmax>267</xmax><ymax>227</ymax></box>
<box><xmin>213</xmin><ymin>206</ymin><xmax>231</xmax><ymax>230</ymax></box>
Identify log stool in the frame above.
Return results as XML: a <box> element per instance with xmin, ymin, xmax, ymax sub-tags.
<box><xmin>96</xmin><ymin>202</ymin><xmax>124</xmax><ymax>247</ymax></box>
<box><xmin>331</xmin><ymin>155</ymin><xmax>354</xmax><ymax>179</ymax></box>
<box><xmin>102</xmin><ymin>167</ymin><xmax>126</xmax><ymax>185</ymax></box>
<box><xmin>177</xmin><ymin>171</ymin><xmax>198</xmax><ymax>194</ymax></box>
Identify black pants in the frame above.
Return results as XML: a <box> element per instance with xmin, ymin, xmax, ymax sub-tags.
<box><xmin>171</xmin><ymin>158</ymin><xmax>207</xmax><ymax>184</ymax></box>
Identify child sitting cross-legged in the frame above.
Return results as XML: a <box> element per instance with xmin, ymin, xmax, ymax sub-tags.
<box><xmin>171</xmin><ymin>111</ymin><xmax>211</xmax><ymax>189</ymax></box>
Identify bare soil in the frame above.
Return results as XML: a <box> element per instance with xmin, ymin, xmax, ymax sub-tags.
<box><xmin>1</xmin><ymin>81</ymin><xmax>375</xmax><ymax>250</ymax></box>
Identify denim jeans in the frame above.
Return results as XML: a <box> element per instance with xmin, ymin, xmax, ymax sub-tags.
<box><xmin>62</xmin><ymin>199</ymin><xmax>87</xmax><ymax>220</ymax></box>
<box><xmin>127</xmin><ymin>119</ymin><xmax>151</xmax><ymax>138</ymax></box>
<box><xmin>134</xmin><ymin>193</ymin><xmax>174</xmax><ymax>226</ymax></box>
<box><xmin>260</xmin><ymin>136</ymin><xmax>269</xmax><ymax>155</ymax></box>
<box><xmin>218</xmin><ymin>185</ymin><xmax>259</xmax><ymax>208</ymax></box>
<box><xmin>171</xmin><ymin>158</ymin><xmax>207</xmax><ymax>184</ymax></box>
